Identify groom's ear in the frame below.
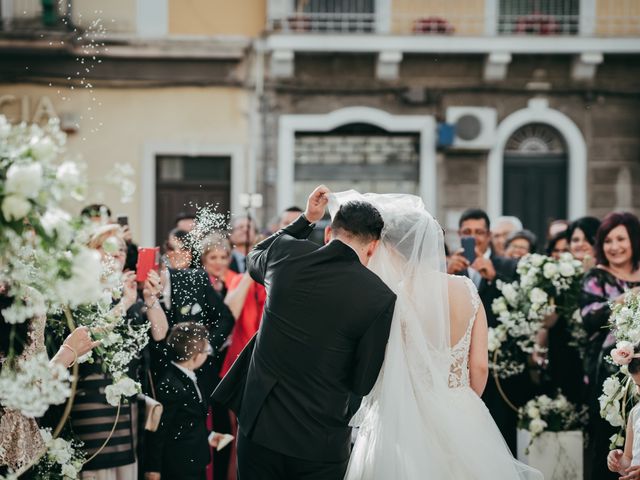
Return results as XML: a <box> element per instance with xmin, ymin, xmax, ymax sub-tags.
<box><xmin>366</xmin><ymin>239</ymin><xmax>380</xmax><ymax>258</ymax></box>
<box><xmin>324</xmin><ymin>226</ymin><xmax>332</xmax><ymax>245</ymax></box>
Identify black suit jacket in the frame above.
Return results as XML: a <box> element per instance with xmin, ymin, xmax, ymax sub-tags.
<box><xmin>145</xmin><ymin>364</ymin><xmax>210</xmax><ymax>476</ymax></box>
<box><xmin>213</xmin><ymin>215</ymin><xmax>396</xmax><ymax>462</ymax></box>
<box><xmin>465</xmin><ymin>252</ymin><xmax>518</xmax><ymax>328</ymax></box>
<box><xmin>150</xmin><ymin>268</ymin><xmax>235</xmax><ymax>401</ymax></box>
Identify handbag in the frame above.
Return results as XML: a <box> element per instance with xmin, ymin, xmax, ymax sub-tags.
<box><xmin>144</xmin><ymin>370</ymin><xmax>163</xmax><ymax>432</ymax></box>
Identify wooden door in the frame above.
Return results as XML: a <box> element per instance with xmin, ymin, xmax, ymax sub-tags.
<box><xmin>503</xmin><ymin>155</ymin><xmax>567</xmax><ymax>250</ymax></box>
<box><xmin>155</xmin><ymin>155</ymin><xmax>231</xmax><ymax>245</ymax></box>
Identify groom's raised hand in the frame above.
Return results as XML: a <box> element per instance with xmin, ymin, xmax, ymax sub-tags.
<box><xmin>305</xmin><ymin>185</ymin><xmax>330</xmax><ymax>223</ymax></box>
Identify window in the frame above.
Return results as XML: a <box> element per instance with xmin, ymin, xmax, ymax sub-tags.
<box><xmin>498</xmin><ymin>0</ymin><xmax>580</xmax><ymax>35</ymax></box>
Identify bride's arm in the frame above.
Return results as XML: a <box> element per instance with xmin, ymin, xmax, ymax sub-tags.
<box><xmin>468</xmin><ymin>304</ymin><xmax>489</xmax><ymax>396</ymax></box>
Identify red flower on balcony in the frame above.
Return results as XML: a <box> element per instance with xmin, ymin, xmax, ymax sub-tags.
<box><xmin>514</xmin><ymin>13</ymin><xmax>560</xmax><ymax>35</ymax></box>
<box><xmin>287</xmin><ymin>15</ymin><xmax>313</xmax><ymax>32</ymax></box>
<box><xmin>412</xmin><ymin>17</ymin><xmax>455</xmax><ymax>35</ymax></box>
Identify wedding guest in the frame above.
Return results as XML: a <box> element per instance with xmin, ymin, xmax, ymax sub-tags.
<box><xmin>545</xmin><ymin>230</ymin><xmax>569</xmax><ymax>259</ymax></box>
<box><xmin>72</xmin><ymin>225</ymin><xmax>144</xmax><ymax>478</ymax></box>
<box><xmin>547</xmin><ymin>219</ymin><xmax>570</xmax><ymax>239</ymax></box>
<box><xmin>607</xmin><ymin>344</ymin><xmax>640</xmax><ymax>477</ymax></box>
<box><xmin>504</xmin><ymin>229</ymin><xmax>537</xmax><ymax>258</ymax></box>
<box><xmin>81</xmin><ymin>203</ymin><xmax>112</xmax><ymax>225</ymax></box>
<box><xmin>228</xmin><ymin>216</ymin><xmax>258</xmax><ymax>273</ymax></box>
<box><xmin>0</xmin><ymin>293</ymin><xmax>99</xmax><ymax>473</ymax></box>
<box><xmin>175</xmin><ymin>212</ymin><xmax>196</xmax><ymax>232</ymax></box>
<box><xmin>199</xmin><ymin>234</ymin><xmax>239</xmax><ymax>480</ymax></box>
<box><xmin>491</xmin><ymin>216</ymin><xmax>523</xmax><ymax>257</ymax></box>
<box><xmin>163</xmin><ymin>228</ymin><xmax>192</xmax><ymax>270</ymax></box>
<box><xmin>201</xmin><ymin>234</ymin><xmax>239</xmax><ymax>299</ymax></box>
<box><xmin>145</xmin><ymin>323</ymin><xmax>221</xmax><ymax>480</ymax></box>
<box><xmin>568</xmin><ymin>216</ymin><xmax>601</xmax><ymax>269</ymax></box>
<box><xmin>580</xmin><ymin>212</ymin><xmax>640</xmax><ymax>480</ymax></box>
<box><xmin>278</xmin><ymin>206</ymin><xmax>304</xmax><ymax>229</ymax></box>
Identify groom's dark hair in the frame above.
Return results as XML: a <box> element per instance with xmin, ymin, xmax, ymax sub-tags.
<box><xmin>331</xmin><ymin>201</ymin><xmax>384</xmax><ymax>243</ymax></box>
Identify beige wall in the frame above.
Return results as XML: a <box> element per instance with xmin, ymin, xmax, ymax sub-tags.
<box><xmin>169</xmin><ymin>0</ymin><xmax>266</xmax><ymax>36</ymax></box>
<box><xmin>72</xmin><ymin>0</ymin><xmax>137</xmax><ymax>33</ymax></box>
<box><xmin>596</xmin><ymin>0</ymin><xmax>640</xmax><ymax>36</ymax></box>
<box><xmin>0</xmin><ymin>84</ymin><xmax>250</xmax><ymax>242</ymax></box>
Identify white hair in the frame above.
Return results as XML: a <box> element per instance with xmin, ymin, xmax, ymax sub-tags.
<box><xmin>494</xmin><ymin>216</ymin><xmax>523</xmax><ymax>231</ymax></box>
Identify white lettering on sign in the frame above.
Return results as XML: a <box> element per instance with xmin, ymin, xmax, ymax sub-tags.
<box><xmin>0</xmin><ymin>95</ymin><xmax>59</xmax><ymax>123</ymax></box>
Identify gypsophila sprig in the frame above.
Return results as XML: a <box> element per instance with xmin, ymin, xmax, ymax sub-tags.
<box><xmin>0</xmin><ymin>352</ymin><xmax>71</xmax><ymax>418</ymax></box>
<box><xmin>518</xmin><ymin>393</ymin><xmax>588</xmax><ymax>453</ymax></box>
<box><xmin>490</xmin><ymin>253</ymin><xmax>585</xmax><ymax>379</ymax></box>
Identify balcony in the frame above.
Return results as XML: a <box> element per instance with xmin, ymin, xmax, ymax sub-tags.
<box><xmin>267</xmin><ymin>0</ymin><xmax>640</xmax><ymax>37</ymax></box>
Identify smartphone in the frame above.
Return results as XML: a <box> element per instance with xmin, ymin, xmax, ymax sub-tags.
<box><xmin>460</xmin><ymin>237</ymin><xmax>476</xmax><ymax>264</ymax></box>
<box><xmin>136</xmin><ymin>247</ymin><xmax>160</xmax><ymax>282</ymax></box>
<box><xmin>117</xmin><ymin>215</ymin><xmax>129</xmax><ymax>227</ymax></box>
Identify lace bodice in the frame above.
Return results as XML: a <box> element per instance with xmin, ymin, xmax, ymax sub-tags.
<box><xmin>448</xmin><ymin>277</ymin><xmax>481</xmax><ymax>388</ymax></box>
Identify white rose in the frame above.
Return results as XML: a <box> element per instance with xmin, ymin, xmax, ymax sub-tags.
<box><xmin>104</xmin><ymin>384</ymin><xmax>121</xmax><ymax>406</ymax></box>
<box><xmin>501</xmin><ymin>284</ymin><xmax>518</xmax><ymax>305</ymax></box>
<box><xmin>56</xmin><ymin>248</ymin><xmax>103</xmax><ymax>307</ymax></box>
<box><xmin>56</xmin><ymin>161</ymin><xmax>80</xmax><ymax>185</ymax></box>
<box><xmin>529</xmin><ymin>418</ymin><xmax>548</xmax><ymax>435</ymax></box>
<box><xmin>603</xmin><ymin>376</ymin><xmax>622</xmax><ymax>397</ymax></box>
<box><xmin>537</xmin><ymin>395</ymin><xmax>552</xmax><ymax>407</ymax></box>
<box><xmin>49</xmin><ymin>438</ymin><xmax>72</xmax><ymax>464</ymax></box>
<box><xmin>526</xmin><ymin>406</ymin><xmax>540</xmax><ymax>419</ymax></box>
<box><xmin>61</xmin><ymin>463</ymin><xmax>77</xmax><ymax>479</ymax></box>
<box><xmin>492</xmin><ymin>298</ymin><xmax>507</xmax><ymax>314</ymax></box>
<box><xmin>41</xmin><ymin>208</ymin><xmax>72</xmax><ymax>239</ymax></box>
<box><xmin>543</xmin><ymin>262</ymin><xmax>558</xmax><ymax>279</ymax></box>
<box><xmin>2</xmin><ymin>194</ymin><xmax>32</xmax><ymax>221</ymax></box>
<box><xmin>116</xmin><ymin>376</ymin><xmax>139</xmax><ymax>397</ymax></box>
<box><xmin>605</xmin><ymin>407</ymin><xmax>625</xmax><ymax>428</ymax></box>
<box><xmin>5</xmin><ymin>162</ymin><xmax>43</xmax><ymax>198</ymax></box>
<box><xmin>30</xmin><ymin>135</ymin><xmax>57</xmax><ymax>163</ymax></box>
<box><xmin>529</xmin><ymin>288</ymin><xmax>548</xmax><ymax>305</ymax></box>
<box><xmin>558</xmin><ymin>262</ymin><xmax>576</xmax><ymax>278</ymax></box>
<box><xmin>529</xmin><ymin>254</ymin><xmax>544</xmax><ymax>267</ymax></box>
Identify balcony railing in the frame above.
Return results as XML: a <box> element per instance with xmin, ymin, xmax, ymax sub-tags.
<box><xmin>267</xmin><ymin>0</ymin><xmax>640</xmax><ymax>37</ymax></box>
<box><xmin>0</xmin><ymin>0</ymin><xmax>72</xmax><ymax>32</ymax></box>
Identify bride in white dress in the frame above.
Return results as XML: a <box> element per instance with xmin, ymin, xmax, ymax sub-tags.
<box><xmin>329</xmin><ymin>191</ymin><xmax>542</xmax><ymax>480</ymax></box>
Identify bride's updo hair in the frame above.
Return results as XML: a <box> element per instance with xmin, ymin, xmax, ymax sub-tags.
<box><xmin>331</xmin><ymin>201</ymin><xmax>384</xmax><ymax>243</ymax></box>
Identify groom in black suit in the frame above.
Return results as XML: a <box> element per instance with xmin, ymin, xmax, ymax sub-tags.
<box><xmin>213</xmin><ymin>185</ymin><xmax>397</xmax><ymax>479</ymax></box>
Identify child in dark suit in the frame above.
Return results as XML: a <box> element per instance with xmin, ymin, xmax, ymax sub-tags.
<box><xmin>145</xmin><ymin>322</ymin><xmax>229</xmax><ymax>480</ymax></box>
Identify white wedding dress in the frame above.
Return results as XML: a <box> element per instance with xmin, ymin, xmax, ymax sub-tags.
<box><xmin>328</xmin><ymin>191</ymin><xmax>542</xmax><ymax>480</ymax></box>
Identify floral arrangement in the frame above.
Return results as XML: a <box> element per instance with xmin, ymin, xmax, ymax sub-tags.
<box><xmin>598</xmin><ymin>291</ymin><xmax>640</xmax><ymax>448</ymax></box>
<box><xmin>489</xmin><ymin>253</ymin><xmax>585</xmax><ymax>379</ymax></box>
<box><xmin>33</xmin><ymin>428</ymin><xmax>86</xmax><ymax>479</ymax></box>
<box><xmin>0</xmin><ymin>352</ymin><xmax>72</xmax><ymax>417</ymax></box>
<box><xmin>518</xmin><ymin>393</ymin><xmax>588</xmax><ymax>451</ymax></box>
<box><xmin>0</xmin><ymin>115</ymin><xmax>144</xmax><ymax>476</ymax></box>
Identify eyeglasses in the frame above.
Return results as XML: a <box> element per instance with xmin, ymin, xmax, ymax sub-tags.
<box><xmin>460</xmin><ymin>229</ymin><xmax>489</xmax><ymax>237</ymax></box>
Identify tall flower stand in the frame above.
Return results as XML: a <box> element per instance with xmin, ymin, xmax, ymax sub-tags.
<box><xmin>517</xmin><ymin>430</ymin><xmax>583</xmax><ymax>480</ymax></box>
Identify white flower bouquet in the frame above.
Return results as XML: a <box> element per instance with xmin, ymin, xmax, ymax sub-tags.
<box><xmin>598</xmin><ymin>291</ymin><xmax>640</xmax><ymax>447</ymax></box>
<box><xmin>34</xmin><ymin>428</ymin><xmax>86</xmax><ymax>479</ymax></box>
<box><xmin>518</xmin><ymin>393</ymin><xmax>588</xmax><ymax>452</ymax></box>
<box><xmin>490</xmin><ymin>253</ymin><xmax>585</xmax><ymax>379</ymax></box>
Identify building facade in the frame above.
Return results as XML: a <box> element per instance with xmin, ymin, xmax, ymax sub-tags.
<box><xmin>1</xmin><ymin>0</ymin><xmax>639</xmax><ymax>246</ymax></box>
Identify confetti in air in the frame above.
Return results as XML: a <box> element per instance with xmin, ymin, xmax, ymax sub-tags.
<box><xmin>184</xmin><ymin>202</ymin><xmax>232</xmax><ymax>260</ymax></box>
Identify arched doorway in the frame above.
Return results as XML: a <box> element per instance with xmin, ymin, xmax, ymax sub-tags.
<box><xmin>502</xmin><ymin>123</ymin><xmax>568</xmax><ymax>247</ymax></box>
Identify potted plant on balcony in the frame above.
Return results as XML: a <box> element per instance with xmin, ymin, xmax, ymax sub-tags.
<box><xmin>412</xmin><ymin>17</ymin><xmax>454</xmax><ymax>35</ymax></box>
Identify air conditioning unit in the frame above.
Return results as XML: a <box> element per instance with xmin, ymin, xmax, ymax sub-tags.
<box><xmin>445</xmin><ymin>107</ymin><xmax>497</xmax><ymax>150</ymax></box>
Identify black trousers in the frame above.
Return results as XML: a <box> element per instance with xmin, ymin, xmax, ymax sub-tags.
<box><xmin>237</xmin><ymin>430</ymin><xmax>349</xmax><ymax>480</ymax></box>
